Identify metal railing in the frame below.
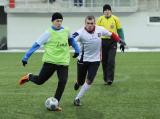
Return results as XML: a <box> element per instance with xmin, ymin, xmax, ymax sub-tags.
<box><xmin>4</xmin><ymin>0</ymin><xmax>138</xmax><ymax>13</ymax></box>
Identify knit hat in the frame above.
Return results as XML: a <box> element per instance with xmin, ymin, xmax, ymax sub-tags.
<box><xmin>51</xmin><ymin>12</ymin><xmax>63</xmax><ymax>21</ymax></box>
<box><xmin>103</xmin><ymin>4</ymin><xmax>111</xmax><ymax>12</ymax></box>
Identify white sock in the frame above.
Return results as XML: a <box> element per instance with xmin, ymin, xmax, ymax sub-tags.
<box><xmin>75</xmin><ymin>82</ymin><xmax>91</xmax><ymax>100</ymax></box>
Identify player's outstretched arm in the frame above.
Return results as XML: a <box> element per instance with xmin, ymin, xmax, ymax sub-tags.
<box><xmin>68</xmin><ymin>37</ymin><xmax>80</xmax><ymax>58</ymax></box>
<box><xmin>111</xmin><ymin>32</ymin><xmax>126</xmax><ymax>43</ymax></box>
<box><xmin>110</xmin><ymin>32</ymin><xmax>120</xmax><ymax>42</ymax></box>
<box><xmin>22</xmin><ymin>42</ymin><xmax>40</xmax><ymax>66</ymax></box>
<box><xmin>117</xmin><ymin>28</ymin><xmax>126</xmax><ymax>52</ymax></box>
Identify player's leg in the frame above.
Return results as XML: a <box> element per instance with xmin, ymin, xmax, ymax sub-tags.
<box><xmin>30</xmin><ymin>63</ymin><xmax>56</xmax><ymax>85</ymax></box>
<box><xmin>54</xmin><ymin>65</ymin><xmax>68</xmax><ymax>102</ymax></box>
<box><xmin>53</xmin><ymin>65</ymin><xmax>68</xmax><ymax>111</ymax></box>
<box><xmin>74</xmin><ymin>62</ymin><xmax>100</xmax><ymax>106</ymax></box>
<box><xmin>87</xmin><ymin>61</ymin><xmax>100</xmax><ymax>84</ymax></box>
<box><xmin>19</xmin><ymin>63</ymin><xmax>56</xmax><ymax>85</ymax></box>
<box><xmin>74</xmin><ymin>60</ymin><xmax>87</xmax><ymax>90</ymax></box>
<box><xmin>101</xmin><ymin>39</ymin><xmax>109</xmax><ymax>83</ymax></box>
<box><xmin>107</xmin><ymin>41</ymin><xmax>117</xmax><ymax>85</ymax></box>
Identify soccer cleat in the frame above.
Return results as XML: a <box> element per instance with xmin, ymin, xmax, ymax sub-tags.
<box><xmin>107</xmin><ymin>80</ymin><xmax>113</xmax><ymax>85</ymax></box>
<box><xmin>54</xmin><ymin>106</ymin><xmax>62</xmax><ymax>111</ymax></box>
<box><xmin>74</xmin><ymin>98</ymin><xmax>81</xmax><ymax>106</ymax></box>
<box><xmin>104</xmin><ymin>80</ymin><xmax>113</xmax><ymax>85</ymax></box>
<box><xmin>19</xmin><ymin>73</ymin><xmax>31</xmax><ymax>85</ymax></box>
<box><xmin>74</xmin><ymin>82</ymin><xmax>80</xmax><ymax>90</ymax></box>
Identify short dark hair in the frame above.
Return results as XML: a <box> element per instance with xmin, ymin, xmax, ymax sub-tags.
<box><xmin>51</xmin><ymin>12</ymin><xmax>63</xmax><ymax>21</ymax></box>
<box><xmin>103</xmin><ymin>4</ymin><xmax>111</xmax><ymax>12</ymax></box>
<box><xmin>85</xmin><ymin>15</ymin><xmax>95</xmax><ymax>22</ymax></box>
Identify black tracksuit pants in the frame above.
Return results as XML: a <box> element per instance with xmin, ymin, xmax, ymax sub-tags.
<box><xmin>77</xmin><ymin>61</ymin><xmax>100</xmax><ymax>85</ymax></box>
<box><xmin>101</xmin><ymin>39</ymin><xmax>117</xmax><ymax>83</ymax></box>
<box><xmin>28</xmin><ymin>62</ymin><xmax>68</xmax><ymax>102</ymax></box>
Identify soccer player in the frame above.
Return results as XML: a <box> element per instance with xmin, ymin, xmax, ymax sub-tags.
<box><xmin>96</xmin><ymin>4</ymin><xmax>126</xmax><ymax>85</ymax></box>
<box><xmin>19</xmin><ymin>12</ymin><xmax>80</xmax><ymax>111</ymax></box>
<box><xmin>73</xmin><ymin>15</ymin><xmax>125</xmax><ymax>106</ymax></box>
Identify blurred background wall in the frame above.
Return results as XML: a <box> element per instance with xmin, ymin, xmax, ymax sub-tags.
<box><xmin>1</xmin><ymin>0</ymin><xmax>160</xmax><ymax>49</ymax></box>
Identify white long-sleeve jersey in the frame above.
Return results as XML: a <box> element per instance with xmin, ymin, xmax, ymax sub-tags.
<box><xmin>73</xmin><ymin>25</ymin><xmax>112</xmax><ymax>62</ymax></box>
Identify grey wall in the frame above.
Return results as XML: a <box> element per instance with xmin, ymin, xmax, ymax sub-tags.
<box><xmin>7</xmin><ymin>12</ymin><xmax>160</xmax><ymax>48</ymax></box>
<box><xmin>120</xmin><ymin>12</ymin><xmax>160</xmax><ymax>47</ymax></box>
<box><xmin>0</xmin><ymin>0</ymin><xmax>4</xmax><ymax>6</ymax></box>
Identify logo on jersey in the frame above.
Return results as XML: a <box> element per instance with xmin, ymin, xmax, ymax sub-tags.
<box><xmin>110</xmin><ymin>23</ymin><xmax>115</xmax><ymax>29</ymax></box>
<box><xmin>57</xmin><ymin>42</ymin><xmax>67</xmax><ymax>47</ymax></box>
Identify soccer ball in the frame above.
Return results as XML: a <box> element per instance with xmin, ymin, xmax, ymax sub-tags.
<box><xmin>45</xmin><ymin>97</ymin><xmax>58</xmax><ymax>111</ymax></box>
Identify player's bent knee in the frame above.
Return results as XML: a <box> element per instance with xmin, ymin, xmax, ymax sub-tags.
<box><xmin>86</xmin><ymin>80</ymin><xmax>93</xmax><ymax>85</ymax></box>
<box><xmin>36</xmin><ymin>81</ymin><xmax>45</xmax><ymax>85</ymax></box>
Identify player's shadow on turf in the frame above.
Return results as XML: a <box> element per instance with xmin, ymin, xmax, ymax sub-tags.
<box><xmin>75</xmin><ymin>106</ymin><xmax>105</xmax><ymax>119</ymax></box>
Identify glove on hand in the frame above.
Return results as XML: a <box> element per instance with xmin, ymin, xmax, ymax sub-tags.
<box><xmin>22</xmin><ymin>60</ymin><xmax>27</xmax><ymax>67</ymax></box>
<box><xmin>120</xmin><ymin>44</ymin><xmax>125</xmax><ymax>52</ymax></box>
<box><xmin>119</xmin><ymin>40</ymin><xmax>126</xmax><ymax>52</ymax></box>
<box><xmin>73</xmin><ymin>53</ymin><xmax>79</xmax><ymax>58</ymax></box>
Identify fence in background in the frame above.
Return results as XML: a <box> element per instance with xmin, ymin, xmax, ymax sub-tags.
<box><xmin>4</xmin><ymin>0</ymin><xmax>138</xmax><ymax>13</ymax></box>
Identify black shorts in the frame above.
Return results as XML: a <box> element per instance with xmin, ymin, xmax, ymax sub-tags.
<box><xmin>77</xmin><ymin>60</ymin><xmax>100</xmax><ymax>85</ymax></box>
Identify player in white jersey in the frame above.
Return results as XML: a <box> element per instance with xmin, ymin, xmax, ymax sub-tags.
<box><xmin>72</xmin><ymin>16</ymin><xmax>125</xmax><ymax>106</ymax></box>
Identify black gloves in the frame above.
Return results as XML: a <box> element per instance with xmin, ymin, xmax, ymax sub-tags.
<box><xmin>73</xmin><ymin>53</ymin><xmax>79</xmax><ymax>58</ymax></box>
<box><xmin>120</xmin><ymin>44</ymin><xmax>125</xmax><ymax>52</ymax></box>
<box><xmin>119</xmin><ymin>40</ymin><xmax>126</xmax><ymax>52</ymax></box>
<box><xmin>22</xmin><ymin>60</ymin><xmax>27</xmax><ymax>67</ymax></box>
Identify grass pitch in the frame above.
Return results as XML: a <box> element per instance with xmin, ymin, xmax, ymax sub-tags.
<box><xmin>0</xmin><ymin>52</ymin><xmax>160</xmax><ymax>119</ymax></box>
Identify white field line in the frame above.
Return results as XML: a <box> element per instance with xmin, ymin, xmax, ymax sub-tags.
<box><xmin>0</xmin><ymin>48</ymin><xmax>160</xmax><ymax>53</ymax></box>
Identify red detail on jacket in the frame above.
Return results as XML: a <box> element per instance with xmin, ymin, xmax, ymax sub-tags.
<box><xmin>111</xmin><ymin>32</ymin><xmax>120</xmax><ymax>42</ymax></box>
